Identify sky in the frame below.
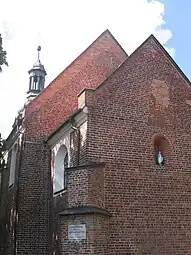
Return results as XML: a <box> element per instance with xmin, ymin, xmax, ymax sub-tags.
<box><xmin>0</xmin><ymin>0</ymin><xmax>190</xmax><ymax>138</ymax></box>
<box><xmin>162</xmin><ymin>0</ymin><xmax>191</xmax><ymax>80</ymax></box>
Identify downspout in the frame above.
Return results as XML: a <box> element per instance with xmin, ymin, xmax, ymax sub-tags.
<box><xmin>14</xmin><ymin>132</ymin><xmax>24</xmax><ymax>255</ymax></box>
<box><xmin>43</xmin><ymin>140</ymin><xmax>53</xmax><ymax>255</ymax></box>
<box><xmin>70</xmin><ymin>118</ymin><xmax>80</xmax><ymax>166</ymax></box>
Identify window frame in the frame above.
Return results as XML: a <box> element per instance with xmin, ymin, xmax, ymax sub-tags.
<box><xmin>53</xmin><ymin>144</ymin><xmax>69</xmax><ymax>195</ymax></box>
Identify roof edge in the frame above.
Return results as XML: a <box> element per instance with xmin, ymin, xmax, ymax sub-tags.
<box><xmin>45</xmin><ymin>108</ymin><xmax>82</xmax><ymax>142</ymax></box>
<box><xmin>149</xmin><ymin>34</ymin><xmax>191</xmax><ymax>87</ymax></box>
<box><xmin>84</xmin><ymin>34</ymin><xmax>153</xmax><ymax>94</ymax></box>
<box><xmin>106</xmin><ymin>29</ymin><xmax>128</xmax><ymax>57</ymax></box>
<box><xmin>27</xmin><ymin>29</ymin><xmax>127</xmax><ymax>108</ymax></box>
<box><xmin>90</xmin><ymin>34</ymin><xmax>191</xmax><ymax>95</ymax></box>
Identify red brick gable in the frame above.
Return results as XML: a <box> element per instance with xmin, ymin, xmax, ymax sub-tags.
<box><xmin>25</xmin><ymin>30</ymin><xmax>128</xmax><ymax>139</ymax></box>
<box><xmin>85</xmin><ymin>35</ymin><xmax>191</xmax><ymax>254</ymax></box>
<box><xmin>87</xmin><ymin>35</ymin><xmax>191</xmax><ymax>127</ymax></box>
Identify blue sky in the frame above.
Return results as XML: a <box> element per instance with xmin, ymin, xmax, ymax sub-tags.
<box><xmin>162</xmin><ymin>0</ymin><xmax>191</xmax><ymax>79</ymax></box>
<box><xmin>0</xmin><ymin>0</ymin><xmax>189</xmax><ymax>137</ymax></box>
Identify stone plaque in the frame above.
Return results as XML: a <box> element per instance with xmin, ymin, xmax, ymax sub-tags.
<box><xmin>68</xmin><ymin>224</ymin><xmax>86</xmax><ymax>241</ymax></box>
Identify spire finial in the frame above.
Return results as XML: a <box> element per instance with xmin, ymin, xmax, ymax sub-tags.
<box><xmin>27</xmin><ymin>45</ymin><xmax>46</xmax><ymax>99</ymax></box>
<box><xmin>37</xmin><ymin>45</ymin><xmax>41</xmax><ymax>62</ymax></box>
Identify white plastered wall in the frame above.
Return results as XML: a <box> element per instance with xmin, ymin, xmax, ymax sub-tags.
<box><xmin>49</xmin><ymin>109</ymin><xmax>87</xmax><ymax>195</ymax></box>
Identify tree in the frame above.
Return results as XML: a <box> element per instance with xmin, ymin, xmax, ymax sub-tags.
<box><xmin>0</xmin><ymin>34</ymin><xmax>8</xmax><ymax>72</ymax></box>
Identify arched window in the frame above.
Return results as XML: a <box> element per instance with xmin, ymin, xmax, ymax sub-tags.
<box><xmin>154</xmin><ymin>135</ymin><xmax>169</xmax><ymax>167</ymax></box>
<box><xmin>9</xmin><ymin>144</ymin><xmax>17</xmax><ymax>187</ymax></box>
<box><xmin>53</xmin><ymin>145</ymin><xmax>68</xmax><ymax>194</ymax></box>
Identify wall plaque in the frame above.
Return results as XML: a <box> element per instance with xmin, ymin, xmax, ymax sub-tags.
<box><xmin>68</xmin><ymin>224</ymin><xmax>86</xmax><ymax>241</ymax></box>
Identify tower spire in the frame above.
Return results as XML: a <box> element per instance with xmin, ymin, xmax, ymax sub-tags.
<box><xmin>27</xmin><ymin>45</ymin><xmax>47</xmax><ymax>100</ymax></box>
<box><xmin>37</xmin><ymin>45</ymin><xmax>41</xmax><ymax>62</ymax></box>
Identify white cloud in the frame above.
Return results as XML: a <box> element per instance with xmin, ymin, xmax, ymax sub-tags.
<box><xmin>164</xmin><ymin>47</ymin><xmax>176</xmax><ymax>58</ymax></box>
<box><xmin>0</xmin><ymin>0</ymin><xmax>174</xmax><ymax>138</ymax></box>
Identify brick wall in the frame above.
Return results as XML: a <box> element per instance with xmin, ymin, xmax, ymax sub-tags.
<box><xmin>51</xmin><ymin>154</ymin><xmax>107</xmax><ymax>254</ymax></box>
<box><xmin>0</xmin><ymin>149</ymin><xmax>15</xmax><ymax>254</ymax></box>
<box><xmin>4</xmin><ymin>31</ymin><xmax>191</xmax><ymax>254</ymax></box>
<box><xmin>25</xmin><ymin>30</ymin><xmax>127</xmax><ymax>140</ymax></box>
<box><xmin>66</xmin><ymin>164</ymin><xmax>105</xmax><ymax>209</ymax></box>
<box><xmin>51</xmin><ymin>124</ymin><xmax>106</xmax><ymax>254</ymax></box>
<box><xmin>85</xmin><ymin>36</ymin><xmax>191</xmax><ymax>254</ymax></box>
<box><xmin>56</xmin><ymin>214</ymin><xmax>109</xmax><ymax>255</ymax></box>
<box><xmin>14</xmin><ymin>30</ymin><xmax>127</xmax><ymax>254</ymax></box>
<box><xmin>16</xmin><ymin>141</ymin><xmax>51</xmax><ymax>254</ymax></box>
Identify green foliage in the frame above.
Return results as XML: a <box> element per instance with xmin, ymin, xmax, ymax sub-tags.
<box><xmin>0</xmin><ymin>34</ymin><xmax>8</xmax><ymax>71</ymax></box>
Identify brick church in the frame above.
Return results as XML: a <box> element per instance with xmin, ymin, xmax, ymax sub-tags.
<box><xmin>0</xmin><ymin>29</ymin><xmax>191</xmax><ymax>254</ymax></box>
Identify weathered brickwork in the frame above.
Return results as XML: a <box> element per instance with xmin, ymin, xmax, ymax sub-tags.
<box><xmin>24</xmin><ymin>30</ymin><xmax>128</xmax><ymax>140</ymax></box>
<box><xmin>1</xmin><ymin>31</ymin><xmax>191</xmax><ymax>255</ymax></box>
<box><xmin>51</xmin><ymin>164</ymin><xmax>108</xmax><ymax>254</ymax></box>
<box><xmin>56</xmin><ymin>214</ymin><xmax>109</xmax><ymax>255</ymax></box>
<box><xmin>85</xmin><ymin>36</ymin><xmax>191</xmax><ymax>254</ymax></box>
<box><xmin>4</xmin><ymin>30</ymin><xmax>127</xmax><ymax>254</ymax></box>
<box><xmin>66</xmin><ymin>164</ymin><xmax>105</xmax><ymax>209</ymax></box>
<box><xmin>16</xmin><ymin>141</ymin><xmax>51</xmax><ymax>254</ymax></box>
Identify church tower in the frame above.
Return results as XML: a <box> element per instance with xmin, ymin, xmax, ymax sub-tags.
<box><xmin>27</xmin><ymin>46</ymin><xmax>46</xmax><ymax>100</ymax></box>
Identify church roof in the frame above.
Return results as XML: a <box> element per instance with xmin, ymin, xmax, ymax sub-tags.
<box><xmin>25</xmin><ymin>29</ymin><xmax>128</xmax><ymax>139</ymax></box>
<box><xmin>46</xmin><ymin>33</ymin><xmax>191</xmax><ymax>141</ymax></box>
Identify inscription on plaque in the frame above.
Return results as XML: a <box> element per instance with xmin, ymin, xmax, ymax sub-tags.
<box><xmin>68</xmin><ymin>224</ymin><xmax>86</xmax><ymax>241</ymax></box>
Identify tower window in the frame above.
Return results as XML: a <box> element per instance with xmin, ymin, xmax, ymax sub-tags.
<box><xmin>154</xmin><ymin>135</ymin><xmax>169</xmax><ymax>167</ymax></box>
<box><xmin>33</xmin><ymin>75</ymin><xmax>37</xmax><ymax>83</ymax></box>
<box><xmin>53</xmin><ymin>145</ymin><xmax>68</xmax><ymax>194</ymax></box>
<box><xmin>33</xmin><ymin>75</ymin><xmax>38</xmax><ymax>89</ymax></box>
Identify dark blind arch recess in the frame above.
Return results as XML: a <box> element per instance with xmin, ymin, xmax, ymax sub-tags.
<box><xmin>154</xmin><ymin>135</ymin><xmax>170</xmax><ymax>167</ymax></box>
